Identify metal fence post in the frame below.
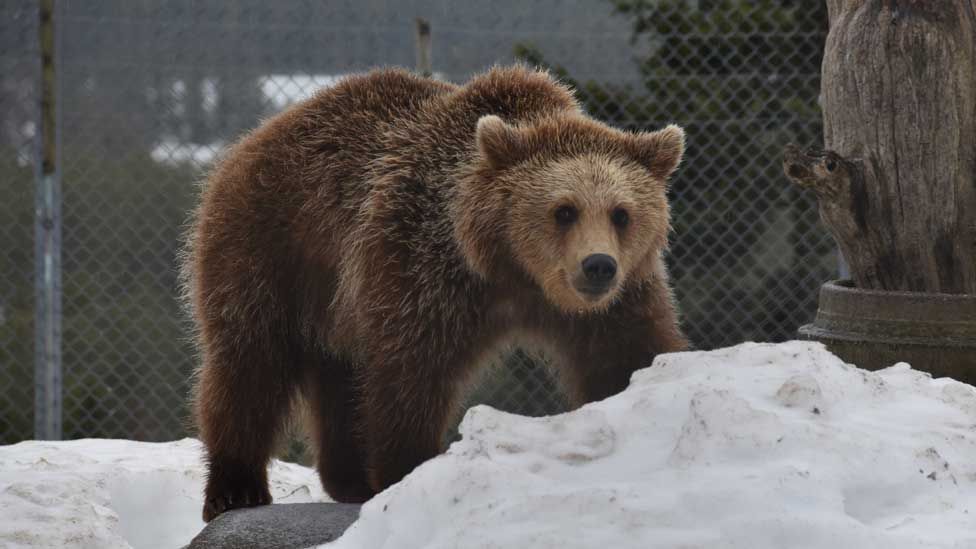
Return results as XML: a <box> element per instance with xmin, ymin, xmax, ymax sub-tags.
<box><xmin>34</xmin><ymin>0</ymin><xmax>62</xmax><ymax>440</ymax></box>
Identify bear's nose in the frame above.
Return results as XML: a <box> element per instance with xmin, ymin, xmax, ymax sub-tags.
<box><xmin>581</xmin><ymin>254</ymin><xmax>617</xmax><ymax>285</ymax></box>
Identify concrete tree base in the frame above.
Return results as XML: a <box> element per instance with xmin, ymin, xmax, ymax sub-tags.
<box><xmin>799</xmin><ymin>280</ymin><xmax>976</xmax><ymax>384</ymax></box>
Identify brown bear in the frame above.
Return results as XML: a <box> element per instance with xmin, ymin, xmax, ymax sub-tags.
<box><xmin>182</xmin><ymin>65</ymin><xmax>688</xmax><ymax>522</ymax></box>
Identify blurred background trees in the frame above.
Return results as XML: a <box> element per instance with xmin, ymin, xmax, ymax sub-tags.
<box><xmin>1</xmin><ymin>0</ymin><xmax>832</xmax><ymax>448</ymax></box>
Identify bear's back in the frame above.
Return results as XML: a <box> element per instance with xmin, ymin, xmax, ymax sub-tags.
<box><xmin>235</xmin><ymin>70</ymin><xmax>457</xmax><ymax>236</ymax></box>
<box><xmin>294</xmin><ymin>69</ymin><xmax>459</xmax><ymax>186</ymax></box>
<box><xmin>310</xmin><ymin>69</ymin><xmax>458</xmax><ymax>121</ymax></box>
<box><xmin>195</xmin><ymin>66</ymin><xmax>581</xmax><ymax>277</ymax></box>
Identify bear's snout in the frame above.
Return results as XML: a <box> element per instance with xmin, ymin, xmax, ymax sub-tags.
<box><xmin>580</xmin><ymin>253</ymin><xmax>617</xmax><ymax>293</ymax></box>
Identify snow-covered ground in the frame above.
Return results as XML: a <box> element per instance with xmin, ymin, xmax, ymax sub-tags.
<box><xmin>0</xmin><ymin>438</ymin><xmax>327</xmax><ymax>548</ymax></box>
<box><xmin>2</xmin><ymin>342</ymin><xmax>975</xmax><ymax>549</ymax></box>
<box><xmin>327</xmin><ymin>342</ymin><xmax>976</xmax><ymax>549</ymax></box>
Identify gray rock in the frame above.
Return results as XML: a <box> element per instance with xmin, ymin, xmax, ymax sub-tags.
<box><xmin>186</xmin><ymin>503</ymin><xmax>361</xmax><ymax>549</ymax></box>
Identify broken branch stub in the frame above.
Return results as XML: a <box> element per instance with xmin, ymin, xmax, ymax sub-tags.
<box><xmin>783</xmin><ymin>145</ymin><xmax>882</xmax><ymax>290</ymax></box>
<box><xmin>790</xmin><ymin>0</ymin><xmax>976</xmax><ymax>294</ymax></box>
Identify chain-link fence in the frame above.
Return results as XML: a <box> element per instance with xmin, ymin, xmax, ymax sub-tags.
<box><xmin>0</xmin><ymin>0</ymin><xmax>833</xmax><ymax>446</ymax></box>
<box><xmin>0</xmin><ymin>0</ymin><xmax>40</xmax><ymax>444</ymax></box>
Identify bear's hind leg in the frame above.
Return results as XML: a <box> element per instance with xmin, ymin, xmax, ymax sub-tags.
<box><xmin>304</xmin><ymin>354</ymin><xmax>374</xmax><ymax>503</ymax></box>
<box><xmin>195</xmin><ymin>330</ymin><xmax>300</xmax><ymax>522</ymax></box>
<box><xmin>360</xmin><ymin>350</ymin><xmax>466</xmax><ymax>493</ymax></box>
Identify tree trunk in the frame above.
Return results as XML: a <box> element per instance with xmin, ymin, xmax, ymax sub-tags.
<box><xmin>785</xmin><ymin>0</ymin><xmax>976</xmax><ymax>294</ymax></box>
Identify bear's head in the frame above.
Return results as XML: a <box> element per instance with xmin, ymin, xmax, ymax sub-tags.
<box><xmin>455</xmin><ymin>114</ymin><xmax>684</xmax><ymax>314</ymax></box>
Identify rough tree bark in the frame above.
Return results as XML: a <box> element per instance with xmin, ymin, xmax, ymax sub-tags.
<box><xmin>784</xmin><ymin>0</ymin><xmax>976</xmax><ymax>294</ymax></box>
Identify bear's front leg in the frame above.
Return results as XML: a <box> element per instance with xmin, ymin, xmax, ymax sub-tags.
<box><xmin>358</xmin><ymin>344</ymin><xmax>469</xmax><ymax>493</ymax></box>
<box><xmin>558</xmin><ymin>279</ymin><xmax>688</xmax><ymax>406</ymax></box>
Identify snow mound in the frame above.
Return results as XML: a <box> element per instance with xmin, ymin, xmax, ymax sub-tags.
<box><xmin>0</xmin><ymin>438</ymin><xmax>327</xmax><ymax>549</ymax></box>
<box><xmin>328</xmin><ymin>341</ymin><xmax>976</xmax><ymax>549</ymax></box>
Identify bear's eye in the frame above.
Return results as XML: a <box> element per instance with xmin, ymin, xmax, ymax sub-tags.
<box><xmin>611</xmin><ymin>208</ymin><xmax>630</xmax><ymax>229</ymax></box>
<box><xmin>554</xmin><ymin>205</ymin><xmax>578</xmax><ymax>226</ymax></box>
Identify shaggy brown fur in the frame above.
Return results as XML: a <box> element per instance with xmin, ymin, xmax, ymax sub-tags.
<box><xmin>183</xmin><ymin>65</ymin><xmax>688</xmax><ymax>522</ymax></box>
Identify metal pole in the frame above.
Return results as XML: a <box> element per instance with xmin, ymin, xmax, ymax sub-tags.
<box><xmin>34</xmin><ymin>0</ymin><xmax>62</xmax><ymax>440</ymax></box>
<box><xmin>415</xmin><ymin>18</ymin><xmax>432</xmax><ymax>77</ymax></box>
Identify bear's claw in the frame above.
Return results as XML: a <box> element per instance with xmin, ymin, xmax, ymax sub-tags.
<box><xmin>202</xmin><ymin>485</ymin><xmax>272</xmax><ymax>522</ymax></box>
<box><xmin>202</xmin><ymin>465</ymin><xmax>272</xmax><ymax>522</ymax></box>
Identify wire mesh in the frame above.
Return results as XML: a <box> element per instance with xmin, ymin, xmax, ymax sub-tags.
<box><xmin>0</xmin><ymin>0</ymin><xmax>833</xmax><ymax>445</ymax></box>
<box><xmin>0</xmin><ymin>0</ymin><xmax>41</xmax><ymax>444</ymax></box>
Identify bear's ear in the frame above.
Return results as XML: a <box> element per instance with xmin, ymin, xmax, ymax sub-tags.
<box><xmin>627</xmin><ymin>124</ymin><xmax>685</xmax><ymax>181</ymax></box>
<box><xmin>476</xmin><ymin>115</ymin><xmax>527</xmax><ymax>169</ymax></box>
<box><xmin>453</xmin><ymin>176</ymin><xmax>506</xmax><ymax>279</ymax></box>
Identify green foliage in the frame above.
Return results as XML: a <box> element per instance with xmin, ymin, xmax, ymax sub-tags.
<box><xmin>56</xmin><ymin>147</ymin><xmax>199</xmax><ymax>441</ymax></box>
<box><xmin>0</xmin><ymin>147</ymin><xmax>36</xmax><ymax>441</ymax></box>
<box><xmin>0</xmin><ymin>144</ymin><xmax>201</xmax><ymax>443</ymax></box>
